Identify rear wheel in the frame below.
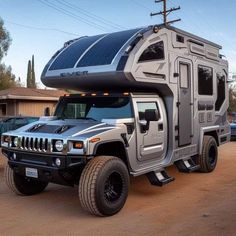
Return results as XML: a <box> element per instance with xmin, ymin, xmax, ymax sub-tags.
<box><xmin>4</xmin><ymin>164</ymin><xmax>48</xmax><ymax>195</ymax></box>
<box><xmin>79</xmin><ymin>156</ymin><xmax>129</xmax><ymax>216</ymax></box>
<box><xmin>197</xmin><ymin>135</ymin><xmax>218</xmax><ymax>173</ymax></box>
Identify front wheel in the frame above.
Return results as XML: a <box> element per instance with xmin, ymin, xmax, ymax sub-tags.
<box><xmin>4</xmin><ymin>164</ymin><xmax>48</xmax><ymax>195</ymax></box>
<box><xmin>197</xmin><ymin>135</ymin><xmax>218</xmax><ymax>173</ymax></box>
<box><xmin>79</xmin><ymin>156</ymin><xmax>129</xmax><ymax>216</ymax></box>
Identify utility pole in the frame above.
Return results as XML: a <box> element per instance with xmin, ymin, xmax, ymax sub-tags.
<box><xmin>150</xmin><ymin>0</ymin><xmax>181</xmax><ymax>25</ymax></box>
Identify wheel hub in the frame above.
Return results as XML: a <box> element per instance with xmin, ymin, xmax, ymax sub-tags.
<box><xmin>104</xmin><ymin>172</ymin><xmax>123</xmax><ymax>202</ymax></box>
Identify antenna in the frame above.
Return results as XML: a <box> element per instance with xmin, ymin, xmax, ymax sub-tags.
<box><xmin>150</xmin><ymin>0</ymin><xmax>181</xmax><ymax>25</ymax></box>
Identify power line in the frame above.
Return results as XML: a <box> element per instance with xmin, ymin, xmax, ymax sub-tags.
<box><xmin>130</xmin><ymin>0</ymin><xmax>153</xmax><ymax>12</ymax></box>
<box><xmin>55</xmin><ymin>0</ymin><xmax>125</xmax><ymax>30</ymax></box>
<box><xmin>37</xmin><ymin>0</ymin><xmax>110</xmax><ymax>32</ymax></box>
<box><xmin>4</xmin><ymin>19</ymin><xmax>80</xmax><ymax>36</ymax></box>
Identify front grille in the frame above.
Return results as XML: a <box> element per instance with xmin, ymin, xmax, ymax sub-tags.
<box><xmin>20</xmin><ymin>136</ymin><xmax>50</xmax><ymax>152</ymax></box>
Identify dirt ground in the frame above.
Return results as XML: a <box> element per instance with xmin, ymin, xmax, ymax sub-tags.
<box><xmin>0</xmin><ymin>142</ymin><xmax>236</xmax><ymax>236</ymax></box>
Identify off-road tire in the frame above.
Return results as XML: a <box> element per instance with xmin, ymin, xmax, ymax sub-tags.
<box><xmin>197</xmin><ymin>135</ymin><xmax>218</xmax><ymax>173</ymax></box>
<box><xmin>4</xmin><ymin>164</ymin><xmax>48</xmax><ymax>195</ymax></box>
<box><xmin>79</xmin><ymin>156</ymin><xmax>129</xmax><ymax>216</ymax></box>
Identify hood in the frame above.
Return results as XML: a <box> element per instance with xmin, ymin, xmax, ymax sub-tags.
<box><xmin>9</xmin><ymin>118</ymin><xmax>118</xmax><ymax>139</ymax></box>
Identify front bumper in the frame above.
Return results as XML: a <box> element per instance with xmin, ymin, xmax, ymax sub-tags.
<box><xmin>2</xmin><ymin>148</ymin><xmax>87</xmax><ymax>186</ymax></box>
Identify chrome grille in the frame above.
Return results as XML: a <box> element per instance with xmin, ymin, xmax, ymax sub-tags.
<box><xmin>20</xmin><ymin>136</ymin><xmax>50</xmax><ymax>152</ymax></box>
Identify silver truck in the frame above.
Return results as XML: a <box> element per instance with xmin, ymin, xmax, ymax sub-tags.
<box><xmin>1</xmin><ymin>24</ymin><xmax>230</xmax><ymax>216</ymax></box>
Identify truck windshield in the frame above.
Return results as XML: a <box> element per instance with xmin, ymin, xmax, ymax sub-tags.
<box><xmin>55</xmin><ymin>96</ymin><xmax>133</xmax><ymax>122</ymax></box>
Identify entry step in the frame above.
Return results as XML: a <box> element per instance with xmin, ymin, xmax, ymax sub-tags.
<box><xmin>146</xmin><ymin>169</ymin><xmax>175</xmax><ymax>187</ymax></box>
<box><xmin>175</xmin><ymin>158</ymin><xmax>200</xmax><ymax>173</ymax></box>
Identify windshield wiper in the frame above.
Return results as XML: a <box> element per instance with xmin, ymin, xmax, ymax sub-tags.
<box><xmin>76</xmin><ymin>117</ymin><xmax>97</xmax><ymax>121</ymax></box>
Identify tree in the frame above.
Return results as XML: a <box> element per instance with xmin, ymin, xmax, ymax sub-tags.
<box><xmin>31</xmin><ymin>55</ymin><xmax>36</xmax><ymax>88</ymax></box>
<box><xmin>228</xmin><ymin>84</ymin><xmax>236</xmax><ymax>113</ymax></box>
<box><xmin>0</xmin><ymin>18</ymin><xmax>11</xmax><ymax>61</ymax></box>
<box><xmin>27</xmin><ymin>60</ymin><xmax>32</xmax><ymax>88</ymax></box>
<box><xmin>0</xmin><ymin>64</ymin><xmax>16</xmax><ymax>90</ymax></box>
<box><xmin>26</xmin><ymin>55</ymin><xmax>36</xmax><ymax>88</ymax></box>
<box><xmin>0</xmin><ymin>17</ymin><xmax>18</xmax><ymax>90</ymax></box>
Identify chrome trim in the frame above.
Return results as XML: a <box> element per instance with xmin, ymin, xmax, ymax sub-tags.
<box><xmin>18</xmin><ymin>136</ymin><xmax>51</xmax><ymax>153</ymax></box>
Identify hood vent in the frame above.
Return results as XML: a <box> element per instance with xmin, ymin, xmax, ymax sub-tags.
<box><xmin>55</xmin><ymin>125</ymin><xmax>73</xmax><ymax>134</ymax></box>
<box><xmin>27</xmin><ymin>124</ymin><xmax>74</xmax><ymax>134</ymax></box>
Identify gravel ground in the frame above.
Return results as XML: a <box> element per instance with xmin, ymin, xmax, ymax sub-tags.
<box><xmin>0</xmin><ymin>142</ymin><xmax>236</xmax><ymax>236</ymax></box>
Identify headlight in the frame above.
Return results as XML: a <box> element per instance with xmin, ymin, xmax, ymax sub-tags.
<box><xmin>2</xmin><ymin>136</ymin><xmax>10</xmax><ymax>144</ymax></box>
<box><xmin>54</xmin><ymin>140</ymin><xmax>64</xmax><ymax>152</ymax></box>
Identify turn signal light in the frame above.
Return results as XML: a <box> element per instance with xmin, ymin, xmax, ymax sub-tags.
<box><xmin>90</xmin><ymin>138</ymin><xmax>100</xmax><ymax>143</ymax></box>
<box><xmin>73</xmin><ymin>141</ymin><xmax>83</xmax><ymax>149</ymax></box>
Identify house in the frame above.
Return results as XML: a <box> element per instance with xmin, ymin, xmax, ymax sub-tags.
<box><xmin>0</xmin><ymin>87</ymin><xmax>66</xmax><ymax>117</ymax></box>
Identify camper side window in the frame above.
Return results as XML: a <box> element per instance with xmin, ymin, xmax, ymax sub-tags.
<box><xmin>215</xmin><ymin>74</ymin><xmax>226</xmax><ymax>111</ymax></box>
<box><xmin>138</xmin><ymin>41</ymin><xmax>164</xmax><ymax>62</ymax></box>
<box><xmin>198</xmin><ymin>65</ymin><xmax>213</xmax><ymax>95</ymax></box>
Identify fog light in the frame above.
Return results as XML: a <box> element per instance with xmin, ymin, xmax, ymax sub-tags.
<box><xmin>13</xmin><ymin>153</ymin><xmax>17</xmax><ymax>160</ymax></box>
<box><xmin>55</xmin><ymin>158</ymin><xmax>61</xmax><ymax>167</ymax></box>
<box><xmin>54</xmin><ymin>140</ymin><xmax>63</xmax><ymax>152</ymax></box>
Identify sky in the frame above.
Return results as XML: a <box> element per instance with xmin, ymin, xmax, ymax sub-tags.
<box><xmin>0</xmin><ymin>0</ymin><xmax>236</xmax><ymax>88</ymax></box>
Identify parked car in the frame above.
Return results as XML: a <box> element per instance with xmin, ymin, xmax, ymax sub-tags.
<box><xmin>230</xmin><ymin>120</ymin><xmax>236</xmax><ymax>139</ymax></box>
<box><xmin>0</xmin><ymin>116</ymin><xmax>39</xmax><ymax>137</ymax></box>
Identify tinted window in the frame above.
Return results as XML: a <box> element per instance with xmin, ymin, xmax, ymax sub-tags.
<box><xmin>27</xmin><ymin>118</ymin><xmax>39</xmax><ymax>123</ymax></box>
<box><xmin>77</xmin><ymin>29</ymin><xmax>141</xmax><ymax>67</ymax></box>
<box><xmin>138</xmin><ymin>41</ymin><xmax>164</xmax><ymax>62</ymax></box>
<box><xmin>180</xmin><ymin>63</ymin><xmax>189</xmax><ymax>89</ymax></box>
<box><xmin>56</xmin><ymin>97</ymin><xmax>132</xmax><ymax>122</ymax></box>
<box><xmin>198</xmin><ymin>66</ymin><xmax>213</xmax><ymax>95</ymax></box>
<box><xmin>215</xmin><ymin>74</ymin><xmax>226</xmax><ymax>111</ymax></box>
<box><xmin>137</xmin><ymin>102</ymin><xmax>158</xmax><ymax>120</ymax></box>
<box><xmin>14</xmin><ymin>118</ymin><xmax>27</xmax><ymax>125</ymax></box>
<box><xmin>49</xmin><ymin>35</ymin><xmax>104</xmax><ymax>70</ymax></box>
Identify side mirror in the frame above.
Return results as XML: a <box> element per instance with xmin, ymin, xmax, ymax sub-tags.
<box><xmin>44</xmin><ymin>107</ymin><xmax>50</xmax><ymax>116</ymax></box>
<box><xmin>145</xmin><ymin>109</ymin><xmax>160</xmax><ymax>122</ymax></box>
<box><xmin>142</xmin><ymin>109</ymin><xmax>160</xmax><ymax>131</ymax></box>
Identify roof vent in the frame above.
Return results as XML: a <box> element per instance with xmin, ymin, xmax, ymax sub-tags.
<box><xmin>176</xmin><ymin>34</ymin><xmax>184</xmax><ymax>43</ymax></box>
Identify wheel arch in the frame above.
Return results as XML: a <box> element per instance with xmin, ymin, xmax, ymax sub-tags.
<box><xmin>93</xmin><ymin>140</ymin><xmax>130</xmax><ymax>170</ymax></box>
<box><xmin>199</xmin><ymin>127</ymin><xmax>219</xmax><ymax>154</ymax></box>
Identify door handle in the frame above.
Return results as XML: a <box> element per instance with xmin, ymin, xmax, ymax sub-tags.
<box><xmin>158</xmin><ymin>123</ymin><xmax>163</xmax><ymax>131</ymax></box>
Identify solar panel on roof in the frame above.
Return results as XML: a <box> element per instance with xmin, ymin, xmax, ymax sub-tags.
<box><xmin>49</xmin><ymin>34</ymin><xmax>105</xmax><ymax>70</ymax></box>
<box><xmin>76</xmin><ymin>28</ymin><xmax>141</xmax><ymax>67</ymax></box>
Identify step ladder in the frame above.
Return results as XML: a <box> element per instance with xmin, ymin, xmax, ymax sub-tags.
<box><xmin>146</xmin><ymin>169</ymin><xmax>175</xmax><ymax>187</ymax></box>
<box><xmin>175</xmin><ymin>158</ymin><xmax>200</xmax><ymax>173</ymax></box>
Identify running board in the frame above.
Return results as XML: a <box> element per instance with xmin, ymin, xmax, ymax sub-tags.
<box><xmin>146</xmin><ymin>170</ymin><xmax>175</xmax><ymax>187</ymax></box>
<box><xmin>175</xmin><ymin>158</ymin><xmax>200</xmax><ymax>173</ymax></box>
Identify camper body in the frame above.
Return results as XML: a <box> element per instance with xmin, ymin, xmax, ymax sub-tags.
<box><xmin>1</xmin><ymin>25</ymin><xmax>230</xmax><ymax>216</ymax></box>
